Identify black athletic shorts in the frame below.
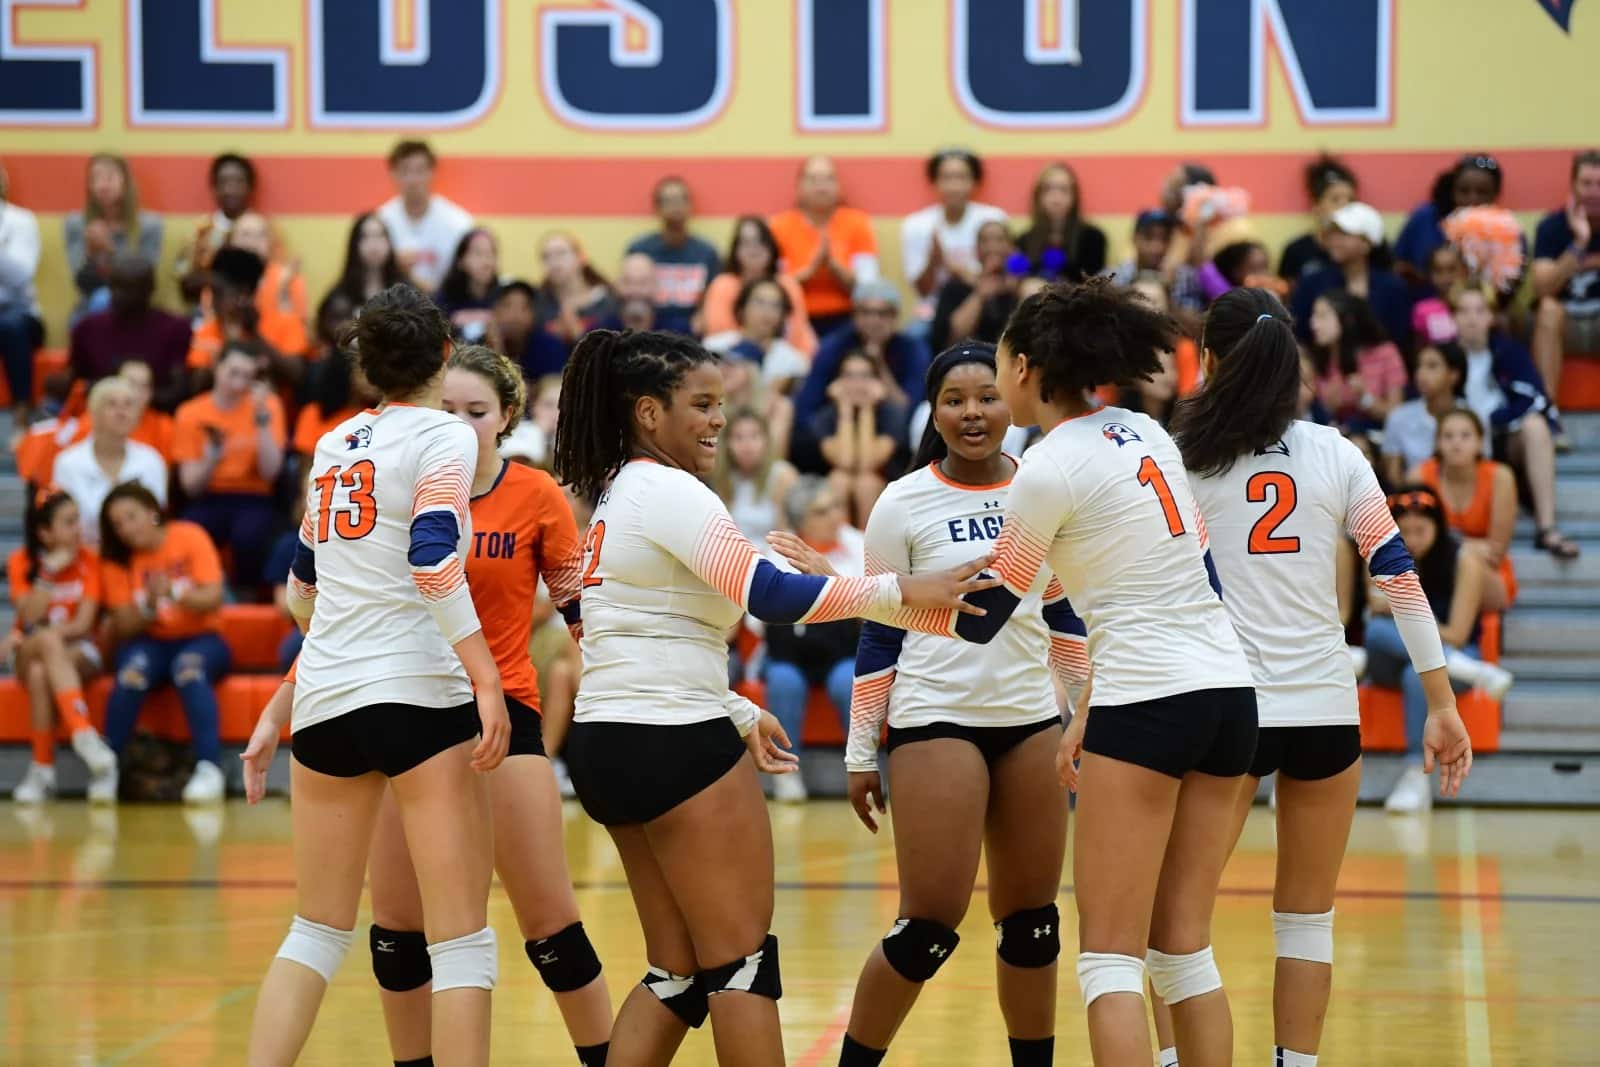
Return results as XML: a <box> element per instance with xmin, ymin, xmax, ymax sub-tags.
<box><xmin>1248</xmin><ymin>724</ymin><xmax>1362</xmax><ymax>781</ymax></box>
<box><xmin>507</xmin><ymin>695</ymin><xmax>546</xmax><ymax>758</ymax></box>
<box><xmin>886</xmin><ymin>716</ymin><xmax>1060</xmax><ymax>768</ymax></box>
<box><xmin>292</xmin><ymin>701</ymin><xmax>479</xmax><ymax>779</ymax></box>
<box><xmin>1083</xmin><ymin>687</ymin><xmax>1259</xmax><ymax>780</ymax></box>
<box><xmin>566</xmin><ymin>716</ymin><xmax>747</xmax><ymax>826</ymax></box>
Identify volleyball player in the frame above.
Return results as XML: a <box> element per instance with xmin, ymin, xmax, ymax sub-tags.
<box><xmin>550</xmin><ymin>329</ymin><xmax>998</xmax><ymax>1065</ymax></box>
<box><xmin>774</xmin><ymin>341</ymin><xmax>1088</xmax><ymax>1067</ymax></box>
<box><xmin>1160</xmin><ymin>288</ymin><xmax>1472</xmax><ymax>1067</ymax></box>
<box><xmin>244</xmin><ymin>285</ymin><xmax>509</xmax><ymax>1067</ymax></box>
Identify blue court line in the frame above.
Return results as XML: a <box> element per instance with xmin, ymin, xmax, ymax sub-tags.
<box><xmin>1</xmin><ymin>877</ymin><xmax>1597</xmax><ymax>906</ymax></box>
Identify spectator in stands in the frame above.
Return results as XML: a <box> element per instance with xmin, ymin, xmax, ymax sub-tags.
<box><xmin>1015</xmin><ymin>161</ymin><xmax>1106</xmax><ymax>281</ymax></box>
<box><xmin>291</xmin><ymin>341</ymin><xmax>375</xmax><ymax>470</ymax></box>
<box><xmin>1382</xmin><ymin>342</ymin><xmax>1468</xmax><ymax>485</ymax></box>
<box><xmin>1202</xmin><ymin>238</ymin><xmax>1278</xmax><ymax>305</ymax></box>
<box><xmin>1157</xmin><ymin>160</ymin><xmax>1226</xmax><ymax>278</ymax></box>
<box><xmin>68</xmin><ymin>255</ymin><xmax>191</xmax><ymax>411</ymax></box>
<box><xmin>1395</xmin><ymin>153</ymin><xmax>1502</xmax><ymax>282</ymax></box>
<box><xmin>0</xmin><ymin>159</ymin><xmax>42</xmax><ymax>424</ymax></box>
<box><xmin>1531</xmin><ymin>150</ymin><xmax>1600</xmax><ymax>410</ymax></box>
<box><xmin>534</xmin><ymin>231</ymin><xmax>616</xmax><ymax>359</ymax></box>
<box><xmin>696</xmin><ymin>215</ymin><xmax>817</xmax><ymax>354</ymax></box>
<box><xmin>761</xmin><ymin>476</ymin><xmax>864</xmax><ymax>803</ymax></box>
<box><xmin>172</xmin><ymin>342</ymin><xmax>287</xmax><ymax>590</ymax></box>
<box><xmin>771</xmin><ymin>155</ymin><xmax>880</xmax><ymax>336</ymax></box>
<box><xmin>1279</xmin><ymin>155</ymin><xmax>1358</xmax><ymax>286</ymax></box>
<box><xmin>612</xmin><ymin>251</ymin><xmax>660</xmax><ymax>333</ymax></box>
<box><xmin>6</xmin><ymin>486</ymin><xmax>115</xmax><ymax>804</ymax></box>
<box><xmin>186</xmin><ymin>248</ymin><xmax>303</xmax><ymax>389</ymax></box>
<box><xmin>1412</xmin><ymin>244</ymin><xmax>1469</xmax><ymax>345</ymax></box>
<box><xmin>703</xmin><ymin>277</ymin><xmax>810</xmax><ymax>389</ymax></box>
<box><xmin>1119</xmin><ymin>348</ymin><xmax>1180</xmax><ymax>428</ymax></box>
<box><xmin>929</xmin><ymin>219</ymin><xmax>1021</xmax><ymax>353</ymax></box>
<box><xmin>1369</xmin><ymin>485</ymin><xmax>1507</xmax><ymax>814</ymax></box>
<box><xmin>1292</xmin><ymin>201</ymin><xmax>1415</xmax><ymax>351</ymax></box>
<box><xmin>176</xmin><ymin>153</ymin><xmax>256</xmax><ymax>306</ymax></box>
<box><xmin>328</xmin><ymin>212</ymin><xmax>409</xmax><ymax>308</ymax></box>
<box><xmin>1412</xmin><ymin>409</ymin><xmax>1518</xmax><ymax>611</ymax></box>
<box><xmin>1449</xmin><ymin>282</ymin><xmax>1576</xmax><ymax>559</ymax></box>
<box><xmin>1306</xmin><ymin>289</ymin><xmax>1407</xmax><ymax>431</ymax></box>
<box><xmin>626</xmin><ymin>176</ymin><xmax>720</xmax><ymax>335</ymax></box>
<box><xmin>713</xmin><ymin>407</ymin><xmax>798</xmax><ymax>553</ymax></box>
<box><xmin>794</xmin><ymin>279</ymin><xmax>927</xmax><ymax>449</ymax></box>
<box><xmin>63</xmin><ymin>153</ymin><xmax>164</xmax><ymax>325</ymax></box>
<box><xmin>488</xmin><ymin>279</ymin><xmax>551</xmax><ymax>378</ymax></box>
<box><xmin>499</xmin><ymin>372</ymin><xmax>564</xmax><ymax>469</ymax></box>
<box><xmin>809</xmin><ymin>349</ymin><xmax>907</xmax><ymax>522</ymax></box>
<box><xmin>1104</xmin><ymin>209</ymin><xmax>1205</xmax><ymax>328</ymax></box>
<box><xmin>98</xmin><ymin>482</ymin><xmax>230</xmax><ymax>804</ymax></box>
<box><xmin>433</xmin><ymin>228</ymin><xmax>501</xmax><ymax>342</ymax></box>
<box><xmin>307</xmin><ymin>288</ymin><xmax>356</xmax><ymax>365</ymax></box>
<box><xmin>902</xmin><ymin>148</ymin><xmax>1006</xmax><ymax>332</ymax></box>
<box><xmin>226</xmin><ymin>211</ymin><xmax>308</xmax><ymax>342</ymax></box>
<box><xmin>719</xmin><ymin>345</ymin><xmax>795</xmax><ymax>460</ymax></box>
<box><xmin>376</xmin><ymin>140</ymin><xmax>473</xmax><ymax>292</ymax></box>
<box><xmin>118</xmin><ymin>360</ymin><xmax>176</xmax><ymax>460</ymax></box>
<box><xmin>51</xmin><ymin>375</ymin><xmax>168</xmax><ymax>544</ymax></box>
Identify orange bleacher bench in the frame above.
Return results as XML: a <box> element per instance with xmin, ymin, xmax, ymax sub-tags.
<box><xmin>1558</xmin><ymin>353</ymin><xmax>1600</xmax><ymax>413</ymax></box>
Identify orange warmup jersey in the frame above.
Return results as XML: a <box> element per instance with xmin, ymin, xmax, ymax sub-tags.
<box><xmin>6</xmin><ymin>546</ymin><xmax>102</xmax><ymax>629</ymax></box>
<box><xmin>99</xmin><ymin>521</ymin><xmax>224</xmax><ymax>641</ymax></box>
<box><xmin>466</xmin><ymin>462</ymin><xmax>583</xmax><ymax>708</ymax></box>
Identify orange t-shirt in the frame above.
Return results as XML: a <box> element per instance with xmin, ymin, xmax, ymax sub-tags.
<box><xmin>50</xmin><ymin>409</ymin><xmax>176</xmax><ymax>462</ymax></box>
<box><xmin>466</xmin><ymin>462</ymin><xmax>583</xmax><ymax>708</ymax></box>
<box><xmin>172</xmin><ymin>392</ymin><xmax>287</xmax><ymax>496</ymax></box>
<box><xmin>292</xmin><ymin>403</ymin><xmax>358</xmax><ymax>457</ymax></box>
<box><xmin>699</xmin><ymin>272</ymin><xmax>820</xmax><ymax>355</ymax></box>
<box><xmin>768</xmin><ymin>207</ymin><xmax>879</xmax><ymax>319</ymax></box>
<box><xmin>1418</xmin><ymin>457</ymin><xmax>1518</xmax><ymax>604</ymax></box>
<box><xmin>100</xmin><ymin>521</ymin><xmax>223</xmax><ymax>641</ymax></box>
<box><xmin>6</xmin><ymin>546</ymin><xmax>101</xmax><ymax>630</ymax></box>
<box><xmin>13</xmin><ymin>416</ymin><xmax>84</xmax><ymax>486</ymax></box>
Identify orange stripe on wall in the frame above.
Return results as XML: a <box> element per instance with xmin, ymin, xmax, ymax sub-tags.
<box><xmin>1</xmin><ymin>148</ymin><xmax>1582</xmax><ymax>218</ymax></box>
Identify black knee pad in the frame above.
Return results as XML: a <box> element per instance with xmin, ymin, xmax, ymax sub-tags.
<box><xmin>995</xmin><ymin>904</ymin><xmax>1060</xmax><ymax>969</ymax></box>
<box><xmin>881</xmin><ymin>917</ymin><xmax>960</xmax><ymax>982</ymax></box>
<box><xmin>525</xmin><ymin>921</ymin><xmax>603</xmax><ymax>993</ymax></box>
<box><xmin>701</xmin><ymin>933</ymin><xmax>782</xmax><ymax>1001</ymax></box>
<box><xmin>370</xmin><ymin>925</ymin><xmax>431</xmax><ymax>992</ymax></box>
<box><xmin>642</xmin><ymin>966</ymin><xmax>708</xmax><ymax>1028</ymax></box>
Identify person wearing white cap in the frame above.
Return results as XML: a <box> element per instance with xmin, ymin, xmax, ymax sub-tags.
<box><xmin>1290</xmin><ymin>201</ymin><xmax>1417</xmax><ymax>352</ymax></box>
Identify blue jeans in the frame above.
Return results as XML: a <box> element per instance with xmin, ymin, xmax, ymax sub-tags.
<box><xmin>1364</xmin><ymin>614</ymin><xmax>1471</xmax><ymax>757</ymax></box>
<box><xmin>764</xmin><ymin>659</ymin><xmax>854</xmax><ymax>755</ymax></box>
<box><xmin>106</xmin><ymin>633</ymin><xmax>231</xmax><ymax>764</ymax></box>
<box><xmin>0</xmin><ymin>308</ymin><xmax>36</xmax><ymax>407</ymax></box>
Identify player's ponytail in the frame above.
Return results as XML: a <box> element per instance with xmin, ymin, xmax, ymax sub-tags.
<box><xmin>1170</xmin><ymin>287</ymin><xmax>1300</xmax><ymax>478</ymax></box>
<box><xmin>909</xmin><ymin>341</ymin><xmax>998</xmax><ymax>470</ymax></box>
<box><xmin>999</xmin><ymin>277</ymin><xmax>1178</xmax><ymax>401</ymax></box>
<box><xmin>553</xmin><ymin>329</ymin><xmax>718</xmax><ymax>501</ymax></box>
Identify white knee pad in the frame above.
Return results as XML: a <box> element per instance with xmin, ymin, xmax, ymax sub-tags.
<box><xmin>1076</xmin><ymin>952</ymin><xmax>1146</xmax><ymax>1007</ymax></box>
<box><xmin>1146</xmin><ymin>946</ymin><xmax>1222</xmax><ymax>1005</ymax></box>
<box><xmin>428</xmin><ymin>926</ymin><xmax>498</xmax><ymax>992</ymax></box>
<box><xmin>1273</xmin><ymin>909</ymin><xmax>1335</xmax><ymax>964</ymax></box>
<box><xmin>275</xmin><ymin>915</ymin><xmax>355</xmax><ymax>983</ymax></box>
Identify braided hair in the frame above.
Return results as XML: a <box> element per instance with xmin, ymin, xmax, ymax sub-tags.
<box><xmin>999</xmin><ymin>277</ymin><xmax>1178</xmax><ymax>401</ymax></box>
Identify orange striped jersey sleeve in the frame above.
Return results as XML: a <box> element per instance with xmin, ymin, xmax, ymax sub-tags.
<box><xmin>408</xmin><ymin>422</ymin><xmax>480</xmax><ymax>645</ymax></box>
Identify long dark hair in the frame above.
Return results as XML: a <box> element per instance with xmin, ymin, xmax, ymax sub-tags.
<box><xmin>1304</xmin><ymin>154</ymin><xmax>1357</xmax><ymax>204</ymax></box>
<box><xmin>724</xmin><ymin>215</ymin><xmax>781</xmax><ymax>280</ymax></box>
<box><xmin>23</xmin><ymin>487</ymin><xmax>77</xmax><ymax>582</ymax></box>
<box><xmin>910</xmin><ymin>341</ymin><xmax>998</xmax><ymax>469</ymax></box>
<box><xmin>1017</xmin><ymin>161</ymin><xmax>1085</xmax><ymax>267</ymax></box>
<box><xmin>552</xmin><ymin>330</ymin><xmax>719</xmax><ymax>501</ymax></box>
<box><xmin>1309</xmin><ymin>289</ymin><xmax>1385</xmax><ymax>378</ymax></box>
<box><xmin>1388</xmin><ymin>484</ymin><xmax>1459</xmax><ymax>612</ymax></box>
<box><xmin>999</xmin><ymin>277</ymin><xmax>1176</xmax><ymax>401</ymax></box>
<box><xmin>310</xmin><ymin>341</ymin><xmax>356</xmax><ymax>415</ymax></box>
<box><xmin>335</xmin><ymin>212</ymin><xmax>407</xmax><ymax>305</ymax></box>
<box><xmin>435</xmin><ymin>228</ymin><xmax>499</xmax><ymax>310</ymax></box>
<box><xmin>98</xmin><ymin>482</ymin><xmax>165</xmax><ymax>568</ymax></box>
<box><xmin>1171</xmin><ymin>288</ymin><xmax>1301</xmax><ymax>477</ymax></box>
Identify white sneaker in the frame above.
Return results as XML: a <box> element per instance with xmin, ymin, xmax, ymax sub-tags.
<box><xmin>71</xmin><ymin>729</ymin><xmax>117</xmax><ymax>777</ymax></box>
<box><xmin>551</xmin><ymin>757</ymin><xmax>576</xmax><ymax>800</ymax></box>
<box><xmin>1444</xmin><ymin>649</ymin><xmax>1514</xmax><ymax>699</ymax></box>
<box><xmin>182</xmin><ymin>759</ymin><xmax>226</xmax><ymax>804</ymax></box>
<box><xmin>771</xmin><ymin>771</ymin><xmax>809</xmax><ymax>804</ymax></box>
<box><xmin>87</xmin><ymin>762</ymin><xmax>119</xmax><ymax>804</ymax></box>
<box><xmin>1348</xmin><ymin>645</ymin><xmax>1369</xmax><ymax>681</ymax></box>
<box><xmin>1384</xmin><ymin>765</ymin><xmax>1432</xmax><ymax>814</ymax></box>
<box><xmin>12</xmin><ymin>762</ymin><xmax>56</xmax><ymax>804</ymax></box>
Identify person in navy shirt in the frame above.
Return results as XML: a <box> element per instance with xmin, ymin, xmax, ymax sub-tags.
<box><xmin>1291</xmin><ymin>202</ymin><xmax>1415</xmax><ymax>355</ymax></box>
<box><xmin>625</xmin><ymin>176</ymin><xmax>720</xmax><ymax>336</ymax></box>
<box><xmin>1394</xmin><ymin>154</ymin><xmax>1502</xmax><ymax>282</ymax></box>
<box><xmin>1531</xmin><ymin>150</ymin><xmax>1600</xmax><ymax>409</ymax></box>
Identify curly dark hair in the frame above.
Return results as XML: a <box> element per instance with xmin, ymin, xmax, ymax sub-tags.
<box><xmin>341</xmin><ymin>284</ymin><xmax>451</xmax><ymax>399</ymax></box>
<box><xmin>999</xmin><ymin>277</ymin><xmax>1177</xmax><ymax>400</ymax></box>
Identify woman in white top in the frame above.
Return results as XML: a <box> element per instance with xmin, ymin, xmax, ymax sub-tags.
<box><xmin>1167</xmin><ymin>288</ymin><xmax>1472</xmax><ymax>1067</ymax></box>
<box><xmin>51</xmin><ymin>375</ymin><xmax>168</xmax><ymax>544</ymax></box>
<box><xmin>243</xmin><ymin>286</ymin><xmax>509</xmax><ymax>1067</ymax></box>
<box><xmin>549</xmin><ymin>329</ymin><xmax>997</xmax><ymax>1064</ymax></box>
<box><xmin>901</xmin><ymin>148</ymin><xmax>1006</xmax><ymax>324</ymax></box>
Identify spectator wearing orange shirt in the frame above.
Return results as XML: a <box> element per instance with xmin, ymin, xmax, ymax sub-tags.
<box><xmin>173</xmin><ymin>342</ymin><xmax>286</xmax><ymax>588</ymax></box>
<box><xmin>695</xmin><ymin>215</ymin><xmax>818</xmax><ymax>354</ymax></box>
<box><xmin>291</xmin><ymin>341</ymin><xmax>378</xmax><ymax>468</ymax></box>
<box><xmin>98</xmin><ymin>482</ymin><xmax>229</xmax><ymax>803</ymax></box>
<box><xmin>118</xmin><ymin>359</ymin><xmax>175</xmax><ymax>460</ymax></box>
<box><xmin>226</xmin><ymin>211</ymin><xmax>309</xmax><ymax>348</ymax></box>
<box><xmin>770</xmin><ymin>155</ymin><xmax>880</xmax><ymax>337</ymax></box>
<box><xmin>186</xmin><ymin>247</ymin><xmax>305</xmax><ymax>390</ymax></box>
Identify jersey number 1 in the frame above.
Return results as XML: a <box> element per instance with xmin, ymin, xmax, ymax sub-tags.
<box><xmin>1136</xmin><ymin>456</ymin><xmax>1186</xmax><ymax>537</ymax></box>
<box><xmin>313</xmin><ymin>460</ymin><xmax>377</xmax><ymax>542</ymax></box>
<box><xmin>1246</xmin><ymin>472</ymin><xmax>1300</xmax><ymax>554</ymax></box>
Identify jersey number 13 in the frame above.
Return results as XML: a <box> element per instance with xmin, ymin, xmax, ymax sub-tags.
<box><xmin>312</xmin><ymin>460</ymin><xmax>377</xmax><ymax>542</ymax></box>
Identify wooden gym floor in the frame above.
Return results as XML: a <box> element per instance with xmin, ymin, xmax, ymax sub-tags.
<box><xmin>1</xmin><ymin>800</ymin><xmax>1595</xmax><ymax>1065</ymax></box>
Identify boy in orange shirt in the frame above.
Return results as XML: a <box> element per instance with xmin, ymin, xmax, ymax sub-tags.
<box><xmin>770</xmin><ymin>155</ymin><xmax>881</xmax><ymax>337</ymax></box>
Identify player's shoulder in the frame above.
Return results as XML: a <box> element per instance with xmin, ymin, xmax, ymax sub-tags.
<box><xmin>1281</xmin><ymin>419</ymin><xmax>1368</xmax><ymax>470</ymax></box>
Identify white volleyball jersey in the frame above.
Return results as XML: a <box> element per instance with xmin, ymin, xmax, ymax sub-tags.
<box><xmin>575</xmin><ymin>460</ymin><xmax>903</xmax><ymax>727</ymax></box>
<box><xmin>290</xmin><ymin>404</ymin><xmax>480</xmax><ymax>732</ymax></box>
<box><xmin>990</xmin><ymin>407</ymin><xmax>1253</xmax><ymax>708</ymax></box>
<box><xmin>1190</xmin><ymin>420</ymin><xmax>1444</xmax><ymax>727</ymax></box>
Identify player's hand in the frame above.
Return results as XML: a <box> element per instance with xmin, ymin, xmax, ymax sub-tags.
<box><xmin>240</xmin><ymin>709</ymin><xmax>283</xmax><ymax>805</ymax></box>
<box><xmin>746</xmin><ymin>711</ymin><xmax>799</xmax><ymax>774</ymax></box>
<box><xmin>1056</xmin><ymin>712</ymin><xmax>1086</xmax><ymax>792</ymax></box>
<box><xmin>897</xmin><ymin>555</ymin><xmax>1001</xmax><ymax>615</ymax></box>
<box><xmin>765</xmin><ymin>531</ymin><xmax>840</xmax><ymax>578</ymax></box>
<box><xmin>848</xmin><ymin>769</ymin><xmax>887</xmax><ymax>833</ymax></box>
<box><xmin>1422</xmin><ymin>704</ymin><xmax>1472</xmax><ymax>798</ymax></box>
<box><xmin>472</xmin><ymin>689</ymin><xmax>510</xmax><ymax>772</ymax></box>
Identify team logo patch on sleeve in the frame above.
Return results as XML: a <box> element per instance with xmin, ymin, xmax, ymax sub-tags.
<box><xmin>345</xmin><ymin>426</ymin><xmax>373</xmax><ymax>451</ymax></box>
<box><xmin>1101</xmin><ymin>422</ymin><xmax>1142</xmax><ymax>446</ymax></box>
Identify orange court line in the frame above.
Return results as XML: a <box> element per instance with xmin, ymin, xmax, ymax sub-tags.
<box><xmin>0</xmin><ymin>147</ymin><xmax>1584</xmax><ymax>218</ymax></box>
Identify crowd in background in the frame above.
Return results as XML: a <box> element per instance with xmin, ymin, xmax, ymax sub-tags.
<box><xmin>1</xmin><ymin>141</ymin><xmax>1598</xmax><ymax>802</ymax></box>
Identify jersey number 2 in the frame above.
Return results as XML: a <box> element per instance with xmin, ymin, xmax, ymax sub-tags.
<box><xmin>1246</xmin><ymin>472</ymin><xmax>1300</xmax><ymax>554</ymax></box>
<box><xmin>313</xmin><ymin>460</ymin><xmax>377</xmax><ymax>543</ymax></box>
<box><xmin>581</xmin><ymin>520</ymin><xmax>607</xmax><ymax>588</ymax></box>
<box><xmin>1136</xmin><ymin>456</ymin><xmax>1186</xmax><ymax>537</ymax></box>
